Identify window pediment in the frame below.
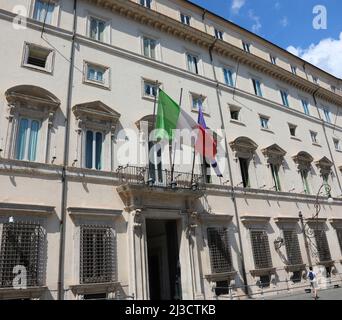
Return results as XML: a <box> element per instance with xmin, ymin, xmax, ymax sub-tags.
<box><xmin>292</xmin><ymin>151</ymin><xmax>313</xmax><ymax>170</ymax></box>
<box><xmin>5</xmin><ymin>85</ymin><xmax>60</xmax><ymax>119</ymax></box>
<box><xmin>135</xmin><ymin>114</ymin><xmax>156</xmax><ymax>133</ymax></box>
<box><xmin>315</xmin><ymin>156</ymin><xmax>333</xmax><ymax>175</ymax></box>
<box><xmin>229</xmin><ymin>137</ymin><xmax>258</xmax><ymax>158</ymax></box>
<box><xmin>261</xmin><ymin>144</ymin><xmax>286</xmax><ymax>164</ymax></box>
<box><xmin>73</xmin><ymin>101</ymin><xmax>121</xmax><ymax>132</ymax></box>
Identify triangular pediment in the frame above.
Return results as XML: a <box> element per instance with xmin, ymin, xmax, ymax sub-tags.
<box><xmin>72</xmin><ymin>101</ymin><xmax>121</xmax><ymax>122</ymax></box>
<box><xmin>315</xmin><ymin>156</ymin><xmax>333</xmax><ymax>168</ymax></box>
<box><xmin>262</xmin><ymin>144</ymin><xmax>287</xmax><ymax>157</ymax></box>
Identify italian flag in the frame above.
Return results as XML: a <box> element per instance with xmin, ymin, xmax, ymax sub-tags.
<box><xmin>155</xmin><ymin>90</ymin><xmax>197</xmax><ymax>141</ymax></box>
<box><xmin>155</xmin><ymin>90</ymin><xmax>221</xmax><ymax>176</ymax></box>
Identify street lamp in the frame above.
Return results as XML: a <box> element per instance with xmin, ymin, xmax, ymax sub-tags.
<box><xmin>299</xmin><ymin>183</ymin><xmax>333</xmax><ymax>268</ymax></box>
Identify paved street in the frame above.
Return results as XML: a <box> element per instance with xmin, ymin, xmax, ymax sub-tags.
<box><xmin>258</xmin><ymin>287</ymin><xmax>342</xmax><ymax>300</ymax></box>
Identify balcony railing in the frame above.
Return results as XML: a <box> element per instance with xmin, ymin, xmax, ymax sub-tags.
<box><xmin>117</xmin><ymin>165</ymin><xmax>205</xmax><ymax>191</ymax></box>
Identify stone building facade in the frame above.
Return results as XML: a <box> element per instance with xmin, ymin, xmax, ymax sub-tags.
<box><xmin>0</xmin><ymin>0</ymin><xmax>342</xmax><ymax>300</ymax></box>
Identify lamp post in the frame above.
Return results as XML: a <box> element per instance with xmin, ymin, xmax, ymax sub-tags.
<box><xmin>299</xmin><ymin>183</ymin><xmax>333</xmax><ymax>268</ymax></box>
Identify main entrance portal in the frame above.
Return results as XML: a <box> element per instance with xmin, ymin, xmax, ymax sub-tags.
<box><xmin>146</xmin><ymin>219</ymin><xmax>182</xmax><ymax>300</ymax></box>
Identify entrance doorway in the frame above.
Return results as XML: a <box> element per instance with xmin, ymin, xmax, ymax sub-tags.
<box><xmin>146</xmin><ymin>219</ymin><xmax>182</xmax><ymax>300</ymax></box>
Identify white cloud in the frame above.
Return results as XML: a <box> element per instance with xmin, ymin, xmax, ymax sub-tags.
<box><xmin>280</xmin><ymin>16</ymin><xmax>288</xmax><ymax>27</ymax></box>
<box><xmin>231</xmin><ymin>0</ymin><xmax>246</xmax><ymax>14</ymax></box>
<box><xmin>248</xmin><ymin>10</ymin><xmax>262</xmax><ymax>33</ymax></box>
<box><xmin>287</xmin><ymin>32</ymin><xmax>342</xmax><ymax>78</ymax></box>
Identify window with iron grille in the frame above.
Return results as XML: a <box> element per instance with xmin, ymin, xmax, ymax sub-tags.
<box><xmin>283</xmin><ymin>229</ymin><xmax>303</xmax><ymax>265</ymax></box>
<box><xmin>337</xmin><ymin>229</ymin><xmax>342</xmax><ymax>254</ymax></box>
<box><xmin>314</xmin><ymin>229</ymin><xmax>332</xmax><ymax>262</ymax></box>
<box><xmin>0</xmin><ymin>222</ymin><xmax>45</xmax><ymax>288</ymax></box>
<box><xmin>207</xmin><ymin>228</ymin><xmax>233</xmax><ymax>273</ymax></box>
<box><xmin>250</xmin><ymin>230</ymin><xmax>272</xmax><ymax>269</ymax></box>
<box><xmin>80</xmin><ymin>225</ymin><xmax>115</xmax><ymax>284</ymax></box>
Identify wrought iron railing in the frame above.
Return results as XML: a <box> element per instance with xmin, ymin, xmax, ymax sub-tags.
<box><xmin>117</xmin><ymin>165</ymin><xmax>205</xmax><ymax>190</ymax></box>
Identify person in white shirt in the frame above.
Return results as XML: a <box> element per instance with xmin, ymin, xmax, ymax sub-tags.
<box><xmin>307</xmin><ymin>267</ymin><xmax>319</xmax><ymax>300</ymax></box>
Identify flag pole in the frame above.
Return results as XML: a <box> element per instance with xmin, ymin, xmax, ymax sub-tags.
<box><xmin>170</xmin><ymin>88</ymin><xmax>183</xmax><ymax>184</ymax></box>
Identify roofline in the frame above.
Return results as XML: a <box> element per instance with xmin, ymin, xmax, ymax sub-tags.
<box><xmin>185</xmin><ymin>0</ymin><xmax>341</xmax><ymax>82</ymax></box>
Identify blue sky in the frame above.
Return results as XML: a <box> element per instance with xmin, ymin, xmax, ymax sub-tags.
<box><xmin>190</xmin><ymin>0</ymin><xmax>342</xmax><ymax>78</ymax></box>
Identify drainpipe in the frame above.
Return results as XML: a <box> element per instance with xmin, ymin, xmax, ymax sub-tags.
<box><xmin>312</xmin><ymin>89</ymin><xmax>342</xmax><ymax>195</ymax></box>
<box><xmin>57</xmin><ymin>0</ymin><xmax>77</xmax><ymax>300</ymax></box>
<box><xmin>208</xmin><ymin>40</ymin><xmax>249</xmax><ymax>296</ymax></box>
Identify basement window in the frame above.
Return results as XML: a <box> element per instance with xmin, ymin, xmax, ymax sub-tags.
<box><xmin>22</xmin><ymin>43</ymin><xmax>54</xmax><ymax>73</ymax></box>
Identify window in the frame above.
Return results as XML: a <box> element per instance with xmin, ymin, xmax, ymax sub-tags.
<box><xmin>300</xmin><ymin>169</ymin><xmax>310</xmax><ymax>194</ymax></box>
<box><xmin>85</xmin><ymin>130</ymin><xmax>103</xmax><ymax>170</ymax></box>
<box><xmin>0</xmin><ymin>222</ymin><xmax>45</xmax><ymax>288</ymax></box>
<box><xmin>283</xmin><ymin>229</ymin><xmax>303</xmax><ymax>265</ymax></box>
<box><xmin>22</xmin><ymin>43</ymin><xmax>54</xmax><ymax>73</ymax></box>
<box><xmin>83</xmin><ymin>293</ymin><xmax>107</xmax><ymax>300</ymax></box>
<box><xmin>80</xmin><ymin>225</ymin><xmax>115</xmax><ymax>284</ymax></box>
<box><xmin>229</xmin><ymin>105</ymin><xmax>241</xmax><ymax>121</ymax></box>
<box><xmin>143</xmin><ymin>80</ymin><xmax>158</xmax><ymax>98</ymax></box>
<box><xmin>191</xmin><ymin>94</ymin><xmax>205</xmax><ymax>111</ymax></box>
<box><xmin>140</xmin><ymin>0</ymin><xmax>152</xmax><ymax>8</ymax></box>
<box><xmin>239</xmin><ymin>158</ymin><xmax>250</xmax><ymax>188</ymax></box>
<box><xmin>310</xmin><ymin>131</ymin><xmax>318</xmax><ymax>144</ymax></box>
<box><xmin>336</xmin><ymin>229</ymin><xmax>342</xmax><ymax>254</ymax></box>
<box><xmin>242</xmin><ymin>41</ymin><xmax>251</xmax><ymax>53</ymax></box>
<box><xmin>270</xmin><ymin>55</ymin><xmax>277</xmax><ymax>65</ymax></box>
<box><xmin>223</xmin><ymin>68</ymin><xmax>234</xmax><ymax>87</ymax></box>
<box><xmin>207</xmin><ymin>227</ymin><xmax>233</xmax><ymax>295</ymax></box>
<box><xmin>214</xmin><ymin>29</ymin><xmax>224</xmax><ymax>40</ymax></box>
<box><xmin>207</xmin><ymin>228</ymin><xmax>233</xmax><ymax>273</ymax></box>
<box><xmin>252</xmin><ymin>79</ymin><xmax>263</xmax><ymax>97</ymax></box>
<box><xmin>323</xmin><ymin>108</ymin><xmax>332</xmax><ymax>123</ymax></box>
<box><xmin>89</xmin><ymin>17</ymin><xmax>106</xmax><ymax>42</ymax></box>
<box><xmin>333</xmin><ymin>138</ymin><xmax>340</xmax><ymax>151</ymax></box>
<box><xmin>301</xmin><ymin>99</ymin><xmax>310</xmax><ymax>115</ymax></box>
<box><xmin>16</xmin><ymin>118</ymin><xmax>40</xmax><ymax>161</ymax></box>
<box><xmin>187</xmin><ymin>53</ymin><xmax>199</xmax><ymax>74</ymax></box>
<box><xmin>280</xmin><ymin>90</ymin><xmax>290</xmax><ymax>107</ymax></box>
<box><xmin>270</xmin><ymin>163</ymin><xmax>281</xmax><ymax>191</ymax></box>
<box><xmin>180</xmin><ymin>13</ymin><xmax>191</xmax><ymax>25</ymax></box>
<box><xmin>143</xmin><ymin>37</ymin><xmax>157</xmax><ymax>59</ymax></box>
<box><xmin>84</xmin><ymin>62</ymin><xmax>110</xmax><ymax>89</ymax></box>
<box><xmin>250</xmin><ymin>230</ymin><xmax>272</xmax><ymax>270</ymax></box>
<box><xmin>33</xmin><ymin>0</ymin><xmax>55</xmax><ymax>24</ymax></box>
<box><xmin>260</xmin><ymin>116</ymin><xmax>269</xmax><ymax>129</ymax></box>
<box><xmin>314</xmin><ymin>229</ymin><xmax>332</xmax><ymax>263</ymax></box>
<box><xmin>148</xmin><ymin>141</ymin><xmax>163</xmax><ymax>183</ymax></box>
<box><xmin>291</xmin><ymin>65</ymin><xmax>297</xmax><ymax>75</ymax></box>
<box><xmin>289</xmin><ymin>124</ymin><xmax>297</xmax><ymax>137</ymax></box>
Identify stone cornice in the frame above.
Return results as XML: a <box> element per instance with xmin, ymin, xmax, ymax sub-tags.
<box><xmin>68</xmin><ymin>207</ymin><xmax>122</xmax><ymax>220</ymax></box>
<box><xmin>0</xmin><ymin>202</ymin><xmax>55</xmax><ymax>216</ymax></box>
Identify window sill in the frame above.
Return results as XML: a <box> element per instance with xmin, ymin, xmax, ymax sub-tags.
<box><xmin>191</xmin><ymin>109</ymin><xmax>210</xmax><ymax>117</ymax></box>
<box><xmin>284</xmin><ymin>264</ymin><xmax>306</xmax><ymax>273</ymax></box>
<box><xmin>0</xmin><ymin>286</ymin><xmax>47</xmax><ymax>300</ymax></box>
<box><xmin>312</xmin><ymin>142</ymin><xmax>322</xmax><ymax>147</ymax></box>
<box><xmin>230</xmin><ymin>119</ymin><xmax>245</xmax><ymax>126</ymax></box>
<box><xmin>204</xmin><ymin>271</ymin><xmax>237</xmax><ymax>283</ymax></box>
<box><xmin>335</xmin><ymin>149</ymin><xmax>342</xmax><ymax>153</ymax></box>
<box><xmin>260</xmin><ymin>128</ymin><xmax>274</xmax><ymax>134</ymax></box>
<box><xmin>250</xmin><ymin>267</ymin><xmax>276</xmax><ymax>277</ymax></box>
<box><xmin>290</xmin><ymin>136</ymin><xmax>301</xmax><ymax>142</ymax></box>
<box><xmin>70</xmin><ymin>282</ymin><xmax>121</xmax><ymax>295</ymax></box>
<box><xmin>83</xmin><ymin>79</ymin><xmax>110</xmax><ymax>90</ymax></box>
<box><xmin>142</xmin><ymin>95</ymin><xmax>157</xmax><ymax>102</ymax></box>
<box><xmin>22</xmin><ymin>64</ymin><xmax>52</xmax><ymax>75</ymax></box>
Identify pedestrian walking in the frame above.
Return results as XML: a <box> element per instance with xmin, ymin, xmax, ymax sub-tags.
<box><xmin>307</xmin><ymin>267</ymin><xmax>319</xmax><ymax>300</ymax></box>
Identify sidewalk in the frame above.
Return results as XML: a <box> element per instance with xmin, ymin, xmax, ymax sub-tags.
<box><xmin>256</xmin><ymin>287</ymin><xmax>342</xmax><ymax>300</ymax></box>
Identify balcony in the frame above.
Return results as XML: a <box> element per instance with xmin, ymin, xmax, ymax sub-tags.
<box><xmin>116</xmin><ymin>166</ymin><xmax>205</xmax><ymax>206</ymax></box>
